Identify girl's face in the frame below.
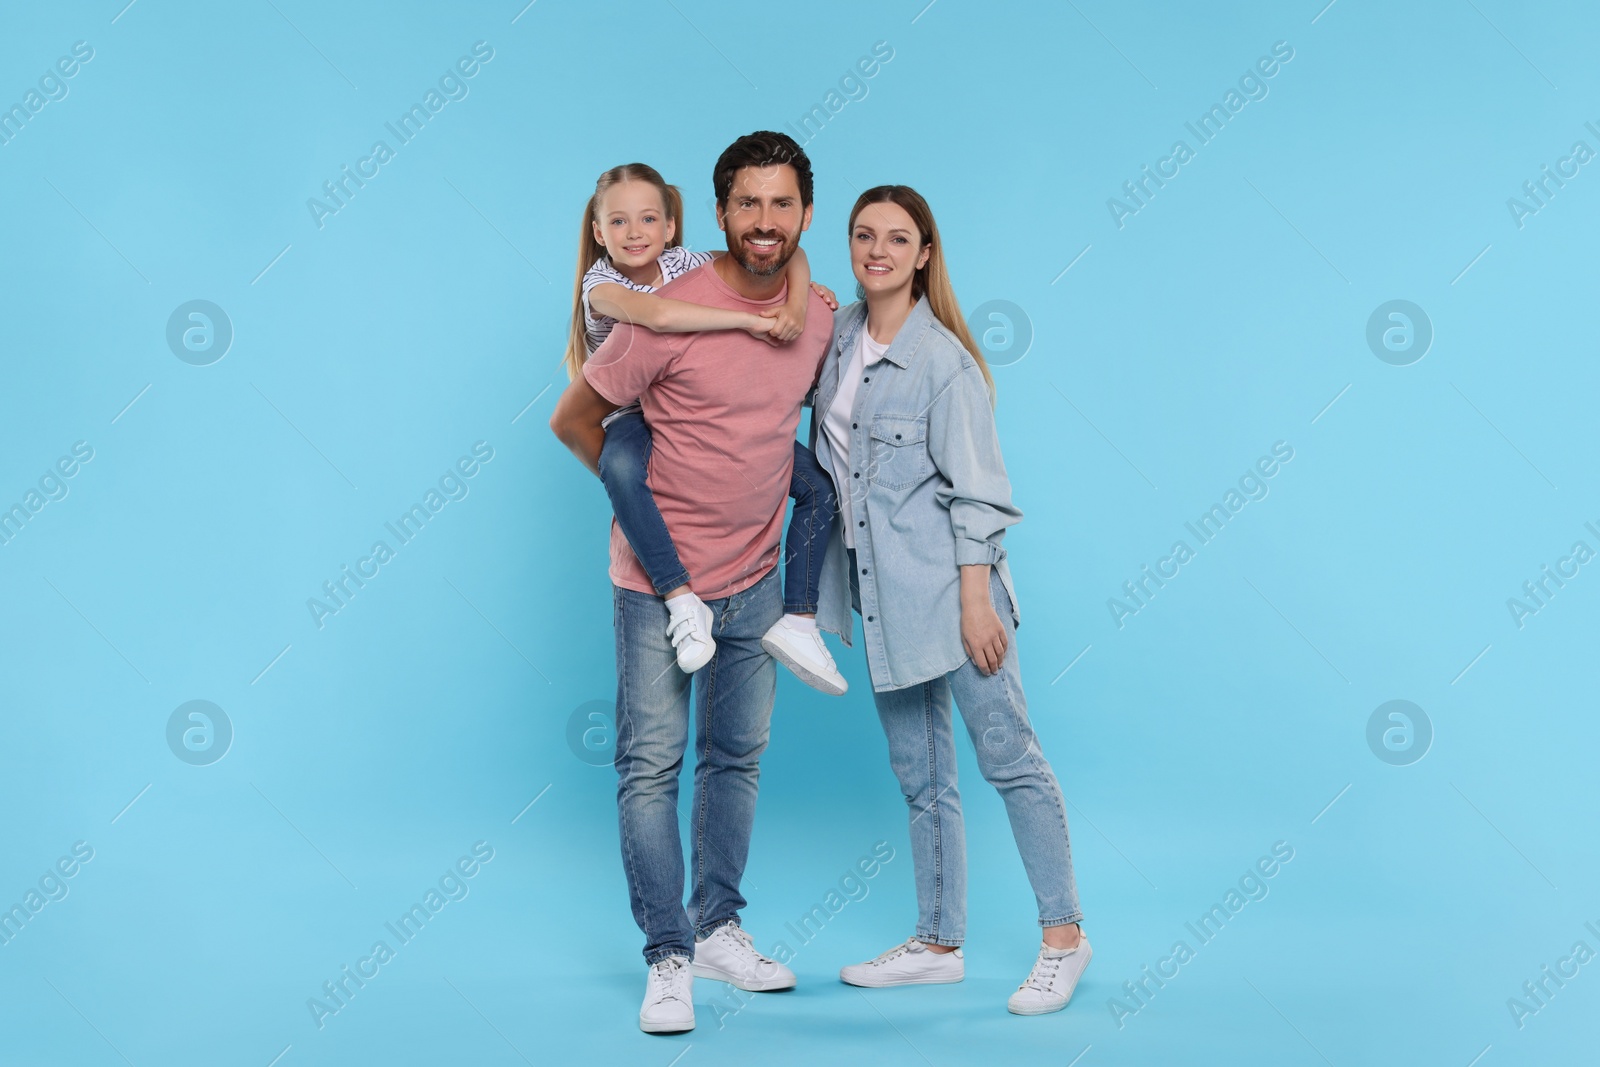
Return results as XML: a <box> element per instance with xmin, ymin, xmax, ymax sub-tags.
<box><xmin>849</xmin><ymin>201</ymin><xmax>929</xmax><ymax>301</ymax></box>
<box><xmin>593</xmin><ymin>180</ymin><xmax>676</xmax><ymax>271</ymax></box>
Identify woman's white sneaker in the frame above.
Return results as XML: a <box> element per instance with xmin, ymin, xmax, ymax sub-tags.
<box><xmin>839</xmin><ymin>939</ymin><xmax>964</xmax><ymax>987</ymax></box>
<box><xmin>761</xmin><ymin>616</ymin><xmax>847</xmax><ymax>695</ymax></box>
<box><xmin>640</xmin><ymin>955</ymin><xmax>695</xmax><ymax>1033</ymax></box>
<box><xmin>1007</xmin><ymin>935</ymin><xmax>1092</xmax><ymax>1015</ymax></box>
<box><xmin>691</xmin><ymin>924</ymin><xmax>796</xmax><ymax>991</ymax></box>
<box><xmin>665</xmin><ymin>594</ymin><xmax>715</xmax><ymax>673</ymax></box>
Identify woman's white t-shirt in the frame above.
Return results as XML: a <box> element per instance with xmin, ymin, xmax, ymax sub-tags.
<box><xmin>822</xmin><ymin>327</ymin><xmax>893</xmax><ymax>549</ymax></box>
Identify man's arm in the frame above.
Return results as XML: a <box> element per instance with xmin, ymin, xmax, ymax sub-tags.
<box><xmin>549</xmin><ymin>374</ymin><xmax>620</xmax><ymax>478</ymax></box>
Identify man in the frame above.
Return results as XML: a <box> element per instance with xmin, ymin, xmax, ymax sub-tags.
<box><xmin>550</xmin><ymin>131</ymin><xmax>831</xmax><ymax>1034</ymax></box>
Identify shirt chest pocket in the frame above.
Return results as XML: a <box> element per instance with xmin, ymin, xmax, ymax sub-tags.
<box><xmin>868</xmin><ymin>414</ymin><xmax>929</xmax><ymax>491</ymax></box>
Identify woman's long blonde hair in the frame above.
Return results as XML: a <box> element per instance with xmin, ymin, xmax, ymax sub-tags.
<box><xmin>564</xmin><ymin>163</ymin><xmax>686</xmax><ymax>380</ymax></box>
<box><xmin>847</xmin><ymin>185</ymin><xmax>995</xmax><ymax>399</ymax></box>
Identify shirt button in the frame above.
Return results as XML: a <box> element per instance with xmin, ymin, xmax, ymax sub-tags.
<box><xmin>853</xmin><ymin>472</ymin><xmax>860</xmax><ymax>478</ymax></box>
<box><xmin>863</xmin><ymin>376</ymin><xmax>871</xmax><ymax>383</ymax></box>
<box><xmin>857</xmin><ymin>521</ymin><xmax>864</xmax><ymax>527</ymax></box>
<box><xmin>867</xmin><ymin>615</ymin><xmax>874</xmax><ymax>622</ymax></box>
<box><xmin>861</xmin><ymin>568</ymin><xmax>868</xmax><ymax>575</ymax></box>
<box><xmin>852</xmin><ymin>422</ymin><xmax>858</xmax><ymax>429</ymax></box>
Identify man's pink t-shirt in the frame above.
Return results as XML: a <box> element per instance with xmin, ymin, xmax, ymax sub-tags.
<box><xmin>583</xmin><ymin>260</ymin><xmax>831</xmax><ymax>599</ymax></box>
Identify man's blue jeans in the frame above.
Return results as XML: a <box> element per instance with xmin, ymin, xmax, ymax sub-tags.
<box><xmin>612</xmin><ymin>566</ymin><xmax>781</xmax><ymax>964</ymax></box>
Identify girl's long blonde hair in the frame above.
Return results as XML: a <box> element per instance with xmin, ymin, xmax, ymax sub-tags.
<box><xmin>564</xmin><ymin>163</ymin><xmax>686</xmax><ymax>380</ymax></box>
<box><xmin>847</xmin><ymin>185</ymin><xmax>995</xmax><ymax>400</ymax></box>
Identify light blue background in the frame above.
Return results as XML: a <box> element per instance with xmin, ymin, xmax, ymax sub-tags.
<box><xmin>2</xmin><ymin>1</ymin><xmax>1596</xmax><ymax>1064</ymax></box>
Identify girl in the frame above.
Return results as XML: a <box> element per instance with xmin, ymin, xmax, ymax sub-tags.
<box><xmin>813</xmin><ymin>186</ymin><xmax>1090</xmax><ymax>1014</ymax></box>
<box><xmin>565</xmin><ymin>163</ymin><xmax>847</xmax><ymax>694</ymax></box>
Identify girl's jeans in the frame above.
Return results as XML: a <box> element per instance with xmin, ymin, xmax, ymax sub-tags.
<box><xmin>599</xmin><ymin>411</ymin><xmax>835</xmax><ymax>613</ymax></box>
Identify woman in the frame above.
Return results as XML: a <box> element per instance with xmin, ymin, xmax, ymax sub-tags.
<box><xmin>813</xmin><ymin>186</ymin><xmax>1089</xmax><ymax>1015</ymax></box>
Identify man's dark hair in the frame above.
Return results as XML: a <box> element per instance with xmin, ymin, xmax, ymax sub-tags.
<box><xmin>713</xmin><ymin>131</ymin><xmax>814</xmax><ymax>209</ymax></box>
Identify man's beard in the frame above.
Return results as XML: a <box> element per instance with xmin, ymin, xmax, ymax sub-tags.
<box><xmin>727</xmin><ymin>227</ymin><xmax>800</xmax><ymax>277</ymax></box>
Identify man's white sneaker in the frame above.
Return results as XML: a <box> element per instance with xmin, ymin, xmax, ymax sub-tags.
<box><xmin>639</xmin><ymin>955</ymin><xmax>695</xmax><ymax>1033</ymax></box>
<box><xmin>690</xmin><ymin>924</ymin><xmax>796</xmax><ymax>991</ymax></box>
<box><xmin>839</xmin><ymin>939</ymin><xmax>964</xmax><ymax>987</ymax></box>
<box><xmin>1007</xmin><ymin>935</ymin><xmax>1092</xmax><ymax>1016</ymax></box>
<box><xmin>666</xmin><ymin>594</ymin><xmax>715</xmax><ymax>673</ymax></box>
<box><xmin>760</xmin><ymin>616</ymin><xmax>847</xmax><ymax>695</ymax></box>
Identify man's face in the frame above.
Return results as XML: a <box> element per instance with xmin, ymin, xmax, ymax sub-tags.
<box><xmin>717</xmin><ymin>164</ymin><xmax>812</xmax><ymax>277</ymax></box>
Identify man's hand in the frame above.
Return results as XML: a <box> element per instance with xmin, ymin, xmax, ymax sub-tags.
<box><xmin>549</xmin><ymin>373</ymin><xmax>621</xmax><ymax>477</ymax></box>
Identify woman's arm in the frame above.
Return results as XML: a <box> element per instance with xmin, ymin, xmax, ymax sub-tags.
<box><xmin>958</xmin><ymin>563</ymin><xmax>1005</xmax><ymax>674</ymax></box>
<box><xmin>925</xmin><ymin>362</ymin><xmax>1023</xmax><ymax>675</ymax></box>
<box><xmin>927</xmin><ymin>366</ymin><xmax>1022</xmax><ymax>564</ymax></box>
<box><xmin>588</xmin><ymin>281</ymin><xmax>773</xmax><ymax>338</ymax></box>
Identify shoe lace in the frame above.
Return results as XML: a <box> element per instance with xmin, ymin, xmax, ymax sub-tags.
<box><xmin>717</xmin><ymin>925</ymin><xmax>763</xmax><ymax>961</ymax></box>
<box><xmin>871</xmin><ymin>940</ymin><xmax>918</xmax><ymax>966</ymax></box>
<box><xmin>1021</xmin><ymin>953</ymin><xmax>1063</xmax><ymax>993</ymax></box>
<box><xmin>649</xmin><ymin>957</ymin><xmax>691</xmax><ymax>1001</ymax></box>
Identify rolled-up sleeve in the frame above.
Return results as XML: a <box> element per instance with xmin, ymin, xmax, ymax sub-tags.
<box><xmin>926</xmin><ymin>362</ymin><xmax>1022</xmax><ymax>564</ymax></box>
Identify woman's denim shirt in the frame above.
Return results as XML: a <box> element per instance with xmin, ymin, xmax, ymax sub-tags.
<box><xmin>811</xmin><ymin>296</ymin><xmax>1022</xmax><ymax>692</ymax></box>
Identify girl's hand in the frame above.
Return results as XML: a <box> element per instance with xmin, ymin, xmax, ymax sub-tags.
<box><xmin>961</xmin><ymin>595</ymin><xmax>1008</xmax><ymax>675</ymax></box>
<box><xmin>762</xmin><ymin>306</ymin><xmax>804</xmax><ymax>344</ymax></box>
<box><xmin>744</xmin><ymin>313</ymin><xmax>777</xmax><ymax>341</ymax></box>
<box><xmin>809</xmin><ymin>280</ymin><xmax>839</xmax><ymax>310</ymax></box>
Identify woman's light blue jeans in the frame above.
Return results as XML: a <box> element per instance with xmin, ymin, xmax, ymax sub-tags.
<box><xmin>855</xmin><ymin>550</ymin><xmax>1083</xmax><ymax>946</ymax></box>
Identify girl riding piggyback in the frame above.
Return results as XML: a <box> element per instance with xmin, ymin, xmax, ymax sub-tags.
<box><xmin>563</xmin><ymin>163</ymin><xmax>847</xmax><ymax>696</ymax></box>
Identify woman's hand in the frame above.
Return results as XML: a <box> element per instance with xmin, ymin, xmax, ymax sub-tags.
<box><xmin>809</xmin><ymin>280</ymin><xmax>839</xmax><ymax>310</ymax></box>
<box><xmin>960</xmin><ymin>567</ymin><xmax>1007</xmax><ymax>675</ymax></box>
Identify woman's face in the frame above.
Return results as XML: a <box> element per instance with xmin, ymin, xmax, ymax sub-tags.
<box><xmin>593</xmin><ymin>180</ymin><xmax>676</xmax><ymax>271</ymax></box>
<box><xmin>849</xmin><ymin>200</ymin><xmax>929</xmax><ymax>300</ymax></box>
